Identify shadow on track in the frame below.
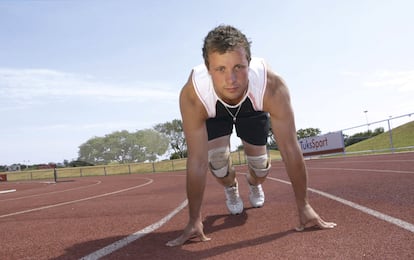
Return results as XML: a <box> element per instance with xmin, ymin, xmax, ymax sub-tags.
<box><xmin>55</xmin><ymin>208</ymin><xmax>299</xmax><ymax>260</ymax></box>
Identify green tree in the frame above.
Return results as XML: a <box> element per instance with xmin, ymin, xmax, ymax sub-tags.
<box><xmin>267</xmin><ymin>127</ymin><xmax>321</xmax><ymax>150</ymax></box>
<box><xmin>104</xmin><ymin>130</ymin><xmax>141</xmax><ymax>163</ymax></box>
<box><xmin>137</xmin><ymin>129</ymin><xmax>169</xmax><ymax>162</ymax></box>
<box><xmin>78</xmin><ymin>129</ymin><xmax>169</xmax><ymax>164</ymax></box>
<box><xmin>78</xmin><ymin>136</ymin><xmax>106</xmax><ymax>164</ymax></box>
<box><xmin>154</xmin><ymin>119</ymin><xmax>187</xmax><ymax>158</ymax></box>
<box><xmin>297</xmin><ymin>128</ymin><xmax>321</xmax><ymax>139</ymax></box>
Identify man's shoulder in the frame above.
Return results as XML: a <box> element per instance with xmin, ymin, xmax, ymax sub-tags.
<box><xmin>180</xmin><ymin>70</ymin><xmax>212</xmax><ymax>119</ymax></box>
<box><xmin>249</xmin><ymin>57</ymin><xmax>266</xmax><ymax>72</ymax></box>
<box><xmin>192</xmin><ymin>62</ymin><xmax>208</xmax><ymax>80</ymax></box>
<box><xmin>192</xmin><ymin>63</ymin><xmax>211</xmax><ymax>88</ymax></box>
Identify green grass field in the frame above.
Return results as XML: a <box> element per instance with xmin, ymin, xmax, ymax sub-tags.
<box><xmin>345</xmin><ymin>120</ymin><xmax>414</xmax><ymax>153</ymax></box>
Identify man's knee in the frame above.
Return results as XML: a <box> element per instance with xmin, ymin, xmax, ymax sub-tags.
<box><xmin>208</xmin><ymin>146</ymin><xmax>231</xmax><ymax>178</ymax></box>
<box><xmin>246</xmin><ymin>154</ymin><xmax>271</xmax><ymax>178</ymax></box>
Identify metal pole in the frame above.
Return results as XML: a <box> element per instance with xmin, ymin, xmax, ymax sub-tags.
<box><xmin>364</xmin><ymin>110</ymin><xmax>369</xmax><ymax>131</ymax></box>
<box><xmin>387</xmin><ymin>118</ymin><xmax>394</xmax><ymax>153</ymax></box>
<box><xmin>54</xmin><ymin>168</ymin><xmax>57</xmax><ymax>183</ymax></box>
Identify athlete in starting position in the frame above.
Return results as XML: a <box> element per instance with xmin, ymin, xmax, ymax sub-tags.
<box><xmin>166</xmin><ymin>25</ymin><xmax>336</xmax><ymax>247</ymax></box>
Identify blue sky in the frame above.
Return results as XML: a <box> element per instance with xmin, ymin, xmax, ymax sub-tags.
<box><xmin>1</xmin><ymin>0</ymin><xmax>413</xmax><ymax>165</ymax></box>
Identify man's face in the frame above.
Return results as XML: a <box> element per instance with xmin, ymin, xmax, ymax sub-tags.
<box><xmin>207</xmin><ymin>47</ymin><xmax>249</xmax><ymax>105</ymax></box>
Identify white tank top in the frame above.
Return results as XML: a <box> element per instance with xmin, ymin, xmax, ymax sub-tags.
<box><xmin>192</xmin><ymin>57</ymin><xmax>267</xmax><ymax>118</ymax></box>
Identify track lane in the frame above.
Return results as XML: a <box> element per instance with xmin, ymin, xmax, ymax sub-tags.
<box><xmin>0</xmin><ymin>174</ymin><xmax>188</xmax><ymax>259</ymax></box>
<box><xmin>0</xmin><ymin>153</ymin><xmax>413</xmax><ymax>259</ymax></box>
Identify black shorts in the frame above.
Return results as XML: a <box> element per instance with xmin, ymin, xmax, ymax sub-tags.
<box><xmin>206</xmin><ymin>111</ymin><xmax>270</xmax><ymax>146</ymax></box>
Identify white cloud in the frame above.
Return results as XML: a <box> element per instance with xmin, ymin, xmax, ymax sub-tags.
<box><xmin>20</xmin><ymin>122</ymin><xmax>141</xmax><ymax>132</ymax></box>
<box><xmin>362</xmin><ymin>69</ymin><xmax>414</xmax><ymax>92</ymax></box>
<box><xmin>0</xmin><ymin>68</ymin><xmax>178</xmax><ymax>106</ymax></box>
<box><xmin>339</xmin><ymin>70</ymin><xmax>361</xmax><ymax>77</ymax></box>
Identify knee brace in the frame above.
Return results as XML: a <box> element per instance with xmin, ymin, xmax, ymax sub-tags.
<box><xmin>208</xmin><ymin>146</ymin><xmax>231</xmax><ymax>178</ymax></box>
<box><xmin>246</xmin><ymin>154</ymin><xmax>271</xmax><ymax>178</ymax></box>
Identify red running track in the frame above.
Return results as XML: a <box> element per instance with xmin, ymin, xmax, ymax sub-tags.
<box><xmin>0</xmin><ymin>152</ymin><xmax>413</xmax><ymax>259</ymax></box>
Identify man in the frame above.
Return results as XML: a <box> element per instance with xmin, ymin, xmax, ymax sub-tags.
<box><xmin>166</xmin><ymin>25</ymin><xmax>336</xmax><ymax>247</ymax></box>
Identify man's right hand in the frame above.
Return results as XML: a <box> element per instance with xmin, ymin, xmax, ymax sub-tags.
<box><xmin>166</xmin><ymin>220</ymin><xmax>211</xmax><ymax>247</ymax></box>
<box><xmin>295</xmin><ymin>204</ymin><xmax>337</xmax><ymax>231</ymax></box>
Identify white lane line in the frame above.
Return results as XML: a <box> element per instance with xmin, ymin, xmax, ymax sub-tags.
<box><xmin>268</xmin><ymin>176</ymin><xmax>414</xmax><ymax>233</ymax></box>
<box><xmin>310</xmin><ymin>167</ymin><xmax>414</xmax><ymax>174</ymax></box>
<box><xmin>0</xmin><ymin>178</ymin><xmax>153</xmax><ymax>219</ymax></box>
<box><xmin>0</xmin><ymin>189</ymin><xmax>16</xmax><ymax>194</ymax></box>
<box><xmin>80</xmin><ymin>199</ymin><xmax>188</xmax><ymax>260</ymax></box>
<box><xmin>0</xmin><ymin>181</ymin><xmax>102</xmax><ymax>202</ymax></box>
<box><xmin>310</xmin><ymin>159</ymin><xmax>414</xmax><ymax>164</ymax></box>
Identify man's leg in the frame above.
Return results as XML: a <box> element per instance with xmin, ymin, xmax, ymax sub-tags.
<box><xmin>208</xmin><ymin>135</ymin><xmax>243</xmax><ymax>214</ymax></box>
<box><xmin>242</xmin><ymin>141</ymin><xmax>271</xmax><ymax>208</ymax></box>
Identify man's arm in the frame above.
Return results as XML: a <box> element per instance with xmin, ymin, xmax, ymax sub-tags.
<box><xmin>263</xmin><ymin>70</ymin><xmax>336</xmax><ymax>230</ymax></box>
<box><xmin>166</xmin><ymin>73</ymin><xmax>211</xmax><ymax>246</ymax></box>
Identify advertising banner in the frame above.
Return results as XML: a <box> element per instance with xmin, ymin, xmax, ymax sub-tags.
<box><xmin>299</xmin><ymin>131</ymin><xmax>345</xmax><ymax>156</ymax></box>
